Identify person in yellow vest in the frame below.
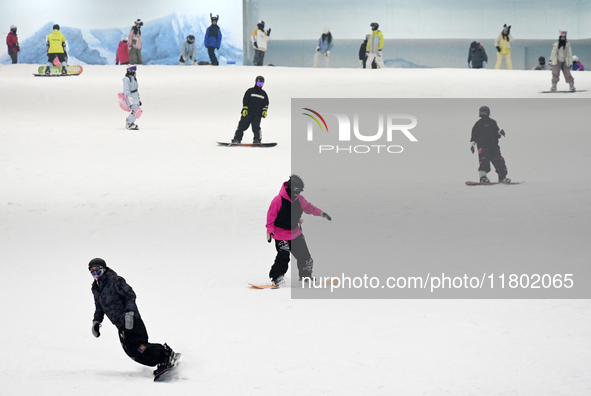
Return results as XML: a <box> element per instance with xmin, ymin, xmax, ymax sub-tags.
<box><xmin>494</xmin><ymin>24</ymin><xmax>513</xmax><ymax>69</ymax></box>
<box><xmin>45</xmin><ymin>24</ymin><xmax>67</xmax><ymax>75</ymax></box>
<box><xmin>366</xmin><ymin>22</ymin><xmax>385</xmax><ymax>69</ymax></box>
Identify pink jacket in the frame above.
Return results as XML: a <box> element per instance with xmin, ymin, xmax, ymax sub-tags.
<box><xmin>266</xmin><ymin>182</ymin><xmax>323</xmax><ymax>241</ymax></box>
<box><xmin>128</xmin><ymin>28</ymin><xmax>142</xmax><ymax>49</ymax></box>
<box><xmin>116</xmin><ymin>41</ymin><xmax>130</xmax><ymax>64</ymax></box>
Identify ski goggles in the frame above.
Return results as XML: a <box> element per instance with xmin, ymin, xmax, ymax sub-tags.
<box><xmin>90</xmin><ymin>267</ymin><xmax>104</xmax><ymax>279</ymax></box>
<box><xmin>256</xmin><ymin>81</ymin><xmax>264</xmax><ymax>87</ymax></box>
<box><xmin>129</xmin><ymin>65</ymin><xmax>137</xmax><ymax>72</ymax></box>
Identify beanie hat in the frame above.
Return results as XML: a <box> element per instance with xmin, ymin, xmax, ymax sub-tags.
<box><xmin>88</xmin><ymin>258</ymin><xmax>107</xmax><ymax>270</ymax></box>
<box><xmin>323</xmin><ymin>26</ymin><xmax>330</xmax><ymax>34</ymax></box>
<box><xmin>559</xmin><ymin>30</ymin><xmax>567</xmax><ymax>37</ymax></box>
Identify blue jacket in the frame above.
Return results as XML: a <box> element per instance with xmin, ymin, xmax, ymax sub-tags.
<box><xmin>317</xmin><ymin>34</ymin><xmax>333</xmax><ymax>54</ymax></box>
<box><xmin>204</xmin><ymin>25</ymin><xmax>222</xmax><ymax>49</ymax></box>
<box><xmin>91</xmin><ymin>268</ymin><xmax>140</xmax><ymax>329</ymax></box>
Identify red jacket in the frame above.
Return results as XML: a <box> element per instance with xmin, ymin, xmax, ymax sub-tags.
<box><xmin>6</xmin><ymin>32</ymin><xmax>19</xmax><ymax>53</ymax></box>
<box><xmin>116</xmin><ymin>41</ymin><xmax>129</xmax><ymax>64</ymax></box>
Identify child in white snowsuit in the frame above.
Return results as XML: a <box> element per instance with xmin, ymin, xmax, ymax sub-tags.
<box><xmin>123</xmin><ymin>66</ymin><xmax>141</xmax><ymax>130</ymax></box>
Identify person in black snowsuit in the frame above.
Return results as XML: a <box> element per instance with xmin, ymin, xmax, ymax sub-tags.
<box><xmin>89</xmin><ymin>258</ymin><xmax>177</xmax><ymax>377</ymax></box>
<box><xmin>468</xmin><ymin>41</ymin><xmax>488</xmax><ymax>68</ymax></box>
<box><xmin>470</xmin><ymin>106</ymin><xmax>510</xmax><ymax>183</ymax></box>
<box><xmin>231</xmin><ymin>75</ymin><xmax>269</xmax><ymax>144</ymax></box>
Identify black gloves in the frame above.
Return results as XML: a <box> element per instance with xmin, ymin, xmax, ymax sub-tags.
<box><xmin>267</xmin><ymin>28</ymin><xmax>271</xmax><ymax>36</ymax></box>
<box><xmin>92</xmin><ymin>321</ymin><xmax>101</xmax><ymax>338</ymax></box>
<box><xmin>499</xmin><ymin>129</ymin><xmax>505</xmax><ymax>138</ymax></box>
<box><xmin>322</xmin><ymin>212</ymin><xmax>332</xmax><ymax>221</ymax></box>
<box><xmin>496</xmin><ymin>46</ymin><xmax>501</xmax><ymax>52</ymax></box>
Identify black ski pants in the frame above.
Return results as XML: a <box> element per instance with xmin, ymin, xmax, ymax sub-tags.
<box><xmin>478</xmin><ymin>145</ymin><xmax>507</xmax><ymax>178</ymax></box>
<box><xmin>207</xmin><ymin>47</ymin><xmax>219</xmax><ymax>65</ymax></box>
<box><xmin>118</xmin><ymin>318</ymin><xmax>168</xmax><ymax>367</ymax></box>
<box><xmin>269</xmin><ymin>234</ymin><xmax>314</xmax><ymax>280</ymax></box>
<box><xmin>234</xmin><ymin>115</ymin><xmax>262</xmax><ymax>142</ymax></box>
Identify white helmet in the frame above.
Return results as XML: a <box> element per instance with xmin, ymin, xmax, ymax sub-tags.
<box><xmin>121</xmin><ymin>37</ymin><xmax>128</xmax><ymax>42</ymax></box>
<box><xmin>572</xmin><ymin>55</ymin><xmax>579</xmax><ymax>62</ymax></box>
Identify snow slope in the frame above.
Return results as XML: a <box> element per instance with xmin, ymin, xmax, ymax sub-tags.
<box><xmin>0</xmin><ymin>64</ymin><xmax>590</xmax><ymax>395</ymax></box>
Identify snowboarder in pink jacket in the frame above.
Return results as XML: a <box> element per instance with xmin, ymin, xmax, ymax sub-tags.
<box><xmin>266</xmin><ymin>175</ymin><xmax>331</xmax><ymax>286</ymax></box>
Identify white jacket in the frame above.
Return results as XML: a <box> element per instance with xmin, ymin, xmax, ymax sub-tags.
<box><xmin>251</xmin><ymin>28</ymin><xmax>270</xmax><ymax>51</ymax></box>
<box><xmin>550</xmin><ymin>41</ymin><xmax>573</xmax><ymax>67</ymax></box>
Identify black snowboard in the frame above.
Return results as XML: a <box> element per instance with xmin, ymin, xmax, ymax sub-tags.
<box><xmin>540</xmin><ymin>90</ymin><xmax>586</xmax><ymax>93</ymax></box>
<box><xmin>466</xmin><ymin>181</ymin><xmax>524</xmax><ymax>186</ymax></box>
<box><xmin>154</xmin><ymin>353</ymin><xmax>182</xmax><ymax>382</ymax></box>
<box><xmin>217</xmin><ymin>142</ymin><xmax>277</xmax><ymax>147</ymax></box>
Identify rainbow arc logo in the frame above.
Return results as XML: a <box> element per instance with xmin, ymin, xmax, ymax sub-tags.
<box><xmin>302</xmin><ymin>108</ymin><xmax>329</xmax><ymax>133</ymax></box>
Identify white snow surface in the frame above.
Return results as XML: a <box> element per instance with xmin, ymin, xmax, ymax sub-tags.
<box><xmin>0</xmin><ymin>64</ymin><xmax>590</xmax><ymax>395</ymax></box>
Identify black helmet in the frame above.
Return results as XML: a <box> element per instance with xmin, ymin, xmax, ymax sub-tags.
<box><xmin>539</xmin><ymin>56</ymin><xmax>546</xmax><ymax>63</ymax></box>
<box><xmin>479</xmin><ymin>106</ymin><xmax>490</xmax><ymax>117</ymax></box>
<box><xmin>88</xmin><ymin>258</ymin><xmax>107</xmax><ymax>270</ymax></box>
<box><xmin>370</xmin><ymin>22</ymin><xmax>379</xmax><ymax>30</ymax></box>
<box><xmin>255</xmin><ymin>75</ymin><xmax>265</xmax><ymax>87</ymax></box>
<box><xmin>187</xmin><ymin>35</ymin><xmax>195</xmax><ymax>43</ymax></box>
<box><xmin>257</xmin><ymin>20</ymin><xmax>265</xmax><ymax>29</ymax></box>
<box><xmin>53</xmin><ymin>24</ymin><xmax>60</xmax><ymax>30</ymax></box>
<box><xmin>287</xmin><ymin>174</ymin><xmax>305</xmax><ymax>191</ymax></box>
<box><xmin>210</xmin><ymin>13</ymin><xmax>219</xmax><ymax>22</ymax></box>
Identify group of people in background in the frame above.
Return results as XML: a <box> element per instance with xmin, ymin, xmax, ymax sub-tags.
<box><xmin>5</xmin><ymin>20</ymin><xmax>589</xmax><ymax>81</ymax></box>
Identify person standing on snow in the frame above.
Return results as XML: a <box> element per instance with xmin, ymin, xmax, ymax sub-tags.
<box><xmin>115</xmin><ymin>37</ymin><xmax>130</xmax><ymax>65</ymax></box>
<box><xmin>470</xmin><ymin>106</ymin><xmax>511</xmax><ymax>184</ymax></box>
<box><xmin>88</xmin><ymin>258</ymin><xmax>178</xmax><ymax>378</ymax></box>
<box><xmin>128</xmin><ymin>19</ymin><xmax>143</xmax><ymax>65</ymax></box>
<box><xmin>123</xmin><ymin>65</ymin><xmax>142</xmax><ymax>130</ymax></box>
<box><xmin>251</xmin><ymin>20</ymin><xmax>270</xmax><ymax>66</ymax></box>
<box><xmin>45</xmin><ymin>24</ymin><xmax>68</xmax><ymax>75</ymax></box>
<box><xmin>6</xmin><ymin>25</ymin><xmax>19</xmax><ymax>64</ymax></box>
<box><xmin>494</xmin><ymin>24</ymin><xmax>513</xmax><ymax>69</ymax></box>
<box><xmin>468</xmin><ymin>41</ymin><xmax>488</xmax><ymax>68</ymax></box>
<box><xmin>314</xmin><ymin>26</ymin><xmax>333</xmax><ymax>68</ymax></box>
<box><xmin>366</xmin><ymin>22</ymin><xmax>385</xmax><ymax>69</ymax></box>
<box><xmin>180</xmin><ymin>35</ymin><xmax>197</xmax><ymax>65</ymax></box>
<box><xmin>549</xmin><ymin>31</ymin><xmax>575</xmax><ymax>91</ymax></box>
<box><xmin>359</xmin><ymin>34</ymin><xmax>376</xmax><ymax>68</ymax></box>
<box><xmin>571</xmin><ymin>55</ymin><xmax>584</xmax><ymax>71</ymax></box>
<box><xmin>204</xmin><ymin>14</ymin><xmax>222</xmax><ymax>66</ymax></box>
<box><xmin>231</xmin><ymin>75</ymin><xmax>269</xmax><ymax>144</ymax></box>
<box><xmin>266</xmin><ymin>175</ymin><xmax>332</xmax><ymax>287</ymax></box>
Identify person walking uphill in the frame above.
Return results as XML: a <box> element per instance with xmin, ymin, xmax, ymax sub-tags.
<box><xmin>470</xmin><ymin>106</ymin><xmax>510</xmax><ymax>184</ymax></box>
<box><xmin>494</xmin><ymin>24</ymin><xmax>513</xmax><ymax>69</ymax></box>
<box><xmin>366</xmin><ymin>22</ymin><xmax>385</xmax><ymax>69</ymax></box>
<box><xmin>128</xmin><ymin>19</ymin><xmax>143</xmax><ymax>65</ymax></box>
<box><xmin>314</xmin><ymin>26</ymin><xmax>333</xmax><ymax>68</ymax></box>
<box><xmin>231</xmin><ymin>76</ymin><xmax>269</xmax><ymax>144</ymax></box>
<box><xmin>116</xmin><ymin>37</ymin><xmax>130</xmax><ymax>65</ymax></box>
<box><xmin>266</xmin><ymin>175</ymin><xmax>332</xmax><ymax>287</ymax></box>
<box><xmin>204</xmin><ymin>14</ymin><xmax>222</xmax><ymax>65</ymax></box>
<box><xmin>550</xmin><ymin>31</ymin><xmax>575</xmax><ymax>91</ymax></box>
<box><xmin>88</xmin><ymin>258</ymin><xmax>178</xmax><ymax>378</ymax></box>
<box><xmin>6</xmin><ymin>25</ymin><xmax>19</xmax><ymax>64</ymax></box>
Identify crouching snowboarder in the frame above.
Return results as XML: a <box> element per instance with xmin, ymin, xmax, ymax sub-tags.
<box><xmin>88</xmin><ymin>258</ymin><xmax>178</xmax><ymax>378</ymax></box>
<box><xmin>123</xmin><ymin>65</ymin><xmax>142</xmax><ymax>130</ymax></box>
<box><xmin>470</xmin><ymin>106</ymin><xmax>511</xmax><ymax>183</ymax></box>
<box><xmin>266</xmin><ymin>175</ymin><xmax>332</xmax><ymax>287</ymax></box>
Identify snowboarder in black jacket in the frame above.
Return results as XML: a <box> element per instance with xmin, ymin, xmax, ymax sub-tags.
<box><xmin>231</xmin><ymin>75</ymin><xmax>269</xmax><ymax>144</ymax></box>
<box><xmin>468</xmin><ymin>41</ymin><xmax>488</xmax><ymax>68</ymax></box>
<box><xmin>470</xmin><ymin>106</ymin><xmax>510</xmax><ymax>183</ymax></box>
<box><xmin>89</xmin><ymin>258</ymin><xmax>177</xmax><ymax>377</ymax></box>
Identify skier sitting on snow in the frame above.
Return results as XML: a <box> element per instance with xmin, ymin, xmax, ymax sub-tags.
<box><xmin>180</xmin><ymin>35</ymin><xmax>197</xmax><ymax>65</ymax></box>
<box><xmin>266</xmin><ymin>175</ymin><xmax>331</xmax><ymax>287</ymax></box>
<box><xmin>123</xmin><ymin>65</ymin><xmax>141</xmax><ymax>130</ymax></box>
<box><xmin>470</xmin><ymin>106</ymin><xmax>510</xmax><ymax>184</ymax></box>
<box><xmin>231</xmin><ymin>75</ymin><xmax>269</xmax><ymax>144</ymax></box>
<box><xmin>88</xmin><ymin>258</ymin><xmax>177</xmax><ymax>378</ymax></box>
